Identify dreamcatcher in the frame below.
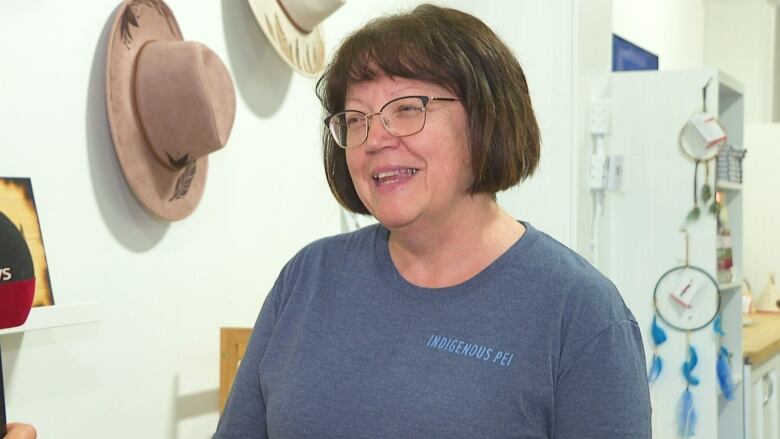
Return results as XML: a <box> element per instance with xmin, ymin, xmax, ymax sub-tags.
<box><xmin>679</xmin><ymin>77</ymin><xmax>727</xmax><ymax>229</ymax></box>
<box><xmin>650</xmin><ymin>232</ymin><xmax>721</xmax><ymax>437</ymax></box>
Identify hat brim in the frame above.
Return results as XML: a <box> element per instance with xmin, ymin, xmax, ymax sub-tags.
<box><xmin>106</xmin><ymin>0</ymin><xmax>208</xmax><ymax>221</ymax></box>
<box><xmin>247</xmin><ymin>0</ymin><xmax>326</xmax><ymax>76</ymax></box>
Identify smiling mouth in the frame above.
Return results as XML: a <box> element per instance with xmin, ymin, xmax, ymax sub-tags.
<box><xmin>372</xmin><ymin>168</ymin><xmax>419</xmax><ymax>185</ymax></box>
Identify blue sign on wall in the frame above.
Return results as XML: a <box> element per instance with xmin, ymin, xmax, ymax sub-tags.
<box><xmin>612</xmin><ymin>34</ymin><xmax>659</xmax><ymax>71</ymax></box>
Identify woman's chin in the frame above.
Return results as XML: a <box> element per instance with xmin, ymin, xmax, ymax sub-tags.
<box><xmin>372</xmin><ymin>210</ymin><xmax>419</xmax><ymax>230</ymax></box>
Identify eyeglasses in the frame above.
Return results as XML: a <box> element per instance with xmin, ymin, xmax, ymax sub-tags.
<box><xmin>324</xmin><ymin>95</ymin><xmax>459</xmax><ymax>149</ymax></box>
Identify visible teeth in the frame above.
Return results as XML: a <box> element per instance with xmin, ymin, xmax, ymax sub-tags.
<box><xmin>372</xmin><ymin>168</ymin><xmax>418</xmax><ymax>180</ymax></box>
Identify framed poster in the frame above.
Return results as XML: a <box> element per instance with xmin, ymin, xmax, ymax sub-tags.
<box><xmin>0</xmin><ymin>178</ymin><xmax>54</xmax><ymax>306</ymax></box>
<box><xmin>612</xmin><ymin>34</ymin><xmax>659</xmax><ymax>72</ymax></box>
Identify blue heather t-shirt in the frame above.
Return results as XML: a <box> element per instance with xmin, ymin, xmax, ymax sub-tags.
<box><xmin>215</xmin><ymin>223</ymin><xmax>651</xmax><ymax>438</ymax></box>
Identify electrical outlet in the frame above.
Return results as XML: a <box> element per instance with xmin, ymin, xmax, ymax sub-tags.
<box><xmin>589</xmin><ymin>101</ymin><xmax>610</xmax><ymax>135</ymax></box>
<box><xmin>589</xmin><ymin>152</ymin><xmax>607</xmax><ymax>189</ymax></box>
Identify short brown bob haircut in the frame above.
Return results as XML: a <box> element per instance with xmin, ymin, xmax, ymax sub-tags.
<box><xmin>316</xmin><ymin>4</ymin><xmax>541</xmax><ymax>215</ymax></box>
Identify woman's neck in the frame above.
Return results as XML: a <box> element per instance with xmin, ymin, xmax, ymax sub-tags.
<box><xmin>386</xmin><ymin>196</ymin><xmax>524</xmax><ymax>288</ymax></box>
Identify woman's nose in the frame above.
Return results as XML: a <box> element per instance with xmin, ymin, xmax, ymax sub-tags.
<box><xmin>363</xmin><ymin>113</ymin><xmax>398</xmax><ymax>152</ymax></box>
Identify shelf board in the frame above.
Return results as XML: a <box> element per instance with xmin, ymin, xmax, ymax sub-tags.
<box><xmin>733</xmin><ymin>372</ymin><xmax>743</xmax><ymax>388</ymax></box>
<box><xmin>716</xmin><ymin>180</ymin><xmax>742</xmax><ymax>191</ymax></box>
<box><xmin>719</xmin><ymin>281</ymin><xmax>742</xmax><ymax>292</ymax></box>
<box><xmin>717</xmin><ymin>70</ymin><xmax>745</xmax><ymax>95</ymax></box>
<box><xmin>0</xmin><ymin>302</ymin><xmax>100</xmax><ymax>336</ymax></box>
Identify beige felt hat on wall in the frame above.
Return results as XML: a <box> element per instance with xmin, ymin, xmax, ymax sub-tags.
<box><xmin>247</xmin><ymin>0</ymin><xmax>345</xmax><ymax>76</ymax></box>
<box><xmin>105</xmin><ymin>0</ymin><xmax>236</xmax><ymax>221</ymax></box>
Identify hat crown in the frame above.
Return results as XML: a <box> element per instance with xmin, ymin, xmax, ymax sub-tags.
<box><xmin>0</xmin><ymin>211</ymin><xmax>33</xmax><ymax>283</ymax></box>
<box><xmin>0</xmin><ymin>210</ymin><xmax>35</xmax><ymax>329</ymax></box>
<box><xmin>278</xmin><ymin>0</ymin><xmax>345</xmax><ymax>33</ymax></box>
<box><xmin>134</xmin><ymin>40</ymin><xmax>236</xmax><ymax>169</ymax></box>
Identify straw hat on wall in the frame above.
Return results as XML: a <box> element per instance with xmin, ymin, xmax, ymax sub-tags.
<box><xmin>247</xmin><ymin>0</ymin><xmax>345</xmax><ymax>76</ymax></box>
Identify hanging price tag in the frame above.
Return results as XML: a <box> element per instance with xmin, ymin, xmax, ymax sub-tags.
<box><xmin>688</xmin><ymin>112</ymin><xmax>726</xmax><ymax>148</ymax></box>
<box><xmin>669</xmin><ymin>276</ymin><xmax>703</xmax><ymax>310</ymax></box>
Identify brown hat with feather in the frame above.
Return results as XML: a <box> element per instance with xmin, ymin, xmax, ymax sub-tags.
<box><xmin>106</xmin><ymin>0</ymin><xmax>236</xmax><ymax>221</ymax></box>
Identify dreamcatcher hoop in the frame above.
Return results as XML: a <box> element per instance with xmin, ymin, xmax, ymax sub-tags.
<box><xmin>653</xmin><ymin>264</ymin><xmax>721</xmax><ymax>332</ymax></box>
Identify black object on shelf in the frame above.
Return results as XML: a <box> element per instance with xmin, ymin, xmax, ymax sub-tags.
<box><xmin>717</xmin><ymin>143</ymin><xmax>747</xmax><ymax>183</ymax></box>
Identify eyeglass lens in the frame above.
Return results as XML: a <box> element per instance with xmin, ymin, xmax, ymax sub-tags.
<box><xmin>329</xmin><ymin>96</ymin><xmax>427</xmax><ymax>148</ymax></box>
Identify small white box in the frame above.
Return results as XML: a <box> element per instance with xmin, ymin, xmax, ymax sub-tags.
<box><xmin>689</xmin><ymin>112</ymin><xmax>726</xmax><ymax>148</ymax></box>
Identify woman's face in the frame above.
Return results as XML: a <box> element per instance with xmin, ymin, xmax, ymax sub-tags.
<box><xmin>344</xmin><ymin>75</ymin><xmax>473</xmax><ymax>230</ymax></box>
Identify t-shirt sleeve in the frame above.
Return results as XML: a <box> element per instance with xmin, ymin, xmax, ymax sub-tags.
<box><xmin>553</xmin><ymin>319</ymin><xmax>652</xmax><ymax>438</ymax></box>
<box><xmin>213</xmin><ymin>278</ymin><xmax>282</xmax><ymax>438</ymax></box>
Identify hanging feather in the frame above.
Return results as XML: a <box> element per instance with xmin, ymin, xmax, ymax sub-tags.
<box><xmin>648</xmin><ymin>354</ymin><xmax>663</xmax><ymax>383</ymax></box>
<box><xmin>682</xmin><ymin>160</ymin><xmax>701</xmax><ymax>229</ymax></box>
<box><xmin>682</xmin><ymin>346</ymin><xmax>700</xmax><ymax>386</ymax></box>
<box><xmin>651</xmin><ymin>316</ymin><xmax>668</xmax><ymax>346</ymax></box>
<box><xmin>678</xmin><ymin>388</ymin><xmax>698</xmax><ymax>437</ymax></box>
<box><xmin>648</xmin><ymin>316</ymin><xmax>667</xmax><ymax>383</ymax></box>
<box><xmin>700</xmin><ymin>183</ymin><xmax>712</xmax><ymax>204</ymax></box>
<box><xmin>717</xmin><ymin>347</ymin><xmax>736</xmax><ymax>400</ymax></box>
<box><xmin>709</xmin><ymin>199</ymin><xmax>719</xmax><ymax>216</ymax></box>
<box><xmin>683</xmin><ymin>206</ymin><xmax>701</xmax><ymax>228</ymax></box>
<box><xmin>713</xmin><ymin>314</ymin><xmax>725</xmax><ymax>337</ymax></box>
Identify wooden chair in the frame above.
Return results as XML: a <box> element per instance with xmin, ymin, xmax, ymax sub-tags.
<box><xmin>219</xmin><ymin>327</ymin><xmax>252</xmax><ymax>413</ymax></box>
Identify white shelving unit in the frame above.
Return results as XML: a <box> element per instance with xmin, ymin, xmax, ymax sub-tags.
<box><xmin>0</xmin><ymin>302</ymin><xmax>100</xmax><ymax>336</ymax></box>
<box><xmin>718</xmin><ymin>180</ymin><xmax>743</xmax><ymax>192</ymax></box>
<box><xmin>721</xmin><ymin>281</ymin><xmax>744</xmax><ymax>292</ymax></box>
<box><xmin>607</xmin><ymin>69</ymin><xmax>744</xmax><ymax>439</ymax></box>
<box><xmin>748</xmin><ymin>354</ymin><xmax>780</xmax><ymax>439</ymax></box>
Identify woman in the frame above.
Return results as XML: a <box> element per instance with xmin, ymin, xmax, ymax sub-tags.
<box><xmin>216</xmin><ymin>4</ymin><xmax>650</xmax><ymax>438</ymax></box>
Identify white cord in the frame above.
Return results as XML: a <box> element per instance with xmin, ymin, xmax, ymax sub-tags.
<box><xmin>590</xmin><ymin>189</ymin><xmax>603</xmax><ymax>265</ymax></box>
<box><xmin>589</xmin><ymin>134</ymin><xmax>607</xmax><ymax>267</ymax></box>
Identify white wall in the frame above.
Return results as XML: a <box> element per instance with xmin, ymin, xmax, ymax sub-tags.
<box><xmin>0</xmin><ymin>2</ymin><xmax>342</xmax><ymax>437</ymax></box>
<box><xmin>743</xmin><ymin>124</ymin><xmax>780</xmax><ymax>297</ymax></box>
<box><xmin>704</xmin><ymin>0</ymin><xmax>777</xmax><ymax>124</ymax></box>
<box><xmin>474</xmin><ymin>1</ymin><xmax>579</xmax><ymax>245</ymax></box>
<box><xmin>0</xmin><ymin>1</ymin><xmax>588</xmax><ymax>437</ymax></box>
<box><xmin>574</xmin><ymin>1</ymin><xmax>613</xmax><ymax>265</ymax></box>
<box><xmin>613</xmin><ymin>0</ymin><xmax>778</xmax><ymax>124</ymax></box>
<box><xmin>775</xmin><ymin>7</ymin><xmax>780</xmax><ymax>121</ymax></box>
<box><xmin>612</xmin><ymin>0</ymin><xmax>707</xmax><ymax>69</ymax></box>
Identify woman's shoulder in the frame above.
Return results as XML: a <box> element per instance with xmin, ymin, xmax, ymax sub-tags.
<box><xmin>515</xmin><ymin>224</ymin><xmax>605</xmax><ymax>282</ymax></box>
<box><xmin>281</xmin><ymin>224</ymin><xmax>382</xmax><ymax>276</ymax></box>
<box><xmin>269</xmin><ymin>224</ymin><xmax>383</xmax><ymax>304</ymax></box>
<box><xmin>517</xmin><ymin>224</ymin><xmax>640</xmax><ymax>369</ymax></box>
<box><xmin>516</xmin><ymin>223</ymin><xmax>634</xmax><ymax>324</ymax></box>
